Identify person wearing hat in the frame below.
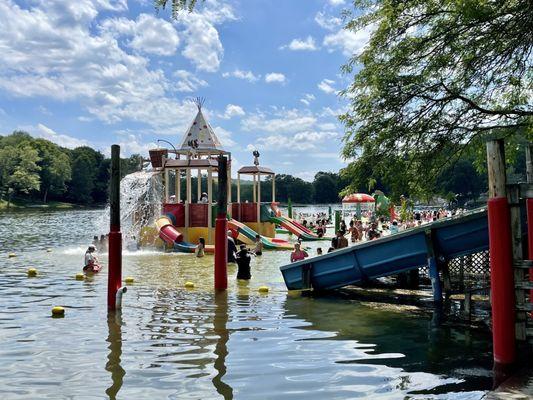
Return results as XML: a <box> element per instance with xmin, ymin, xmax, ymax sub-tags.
<box><xmin>83</xmin><ymin>245</ymin><xmax>100</xmax><ymax>272</ymax></box>
<box><xmin>227</xmin><ymin>230</ymin><xmax>237</xmax><ymax>263</ymax></box>
<box><xmin>236</xmin><ymin>244</ymin><xmax>252</xmax><ymax>280</ymax></box>
<box><xmin>199</xmin><ymin>192</ymin><xmax>208</xmax><ymax>203</ymax></box>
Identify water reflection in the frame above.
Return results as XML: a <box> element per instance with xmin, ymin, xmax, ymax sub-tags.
<box><xmin>212</xmin><ymin>290</ymin><xmax>233</xmax><ymax>399</ymax></box>
<box><xmin>106</xmin><ymin>312</ymin><xmax>125</xmax><ymax>400</ymax></box>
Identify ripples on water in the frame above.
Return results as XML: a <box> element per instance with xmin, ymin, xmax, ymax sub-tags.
<box><xmin>0</xmin><ymin>209</ymin><xmax>493</xmax><ymax>399</ymax></box>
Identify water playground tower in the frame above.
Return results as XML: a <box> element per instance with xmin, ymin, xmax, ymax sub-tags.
<box><xmin>148</xmin><ymin>99</ymin><xmax>279</xmax><ymax>247</ymax></box>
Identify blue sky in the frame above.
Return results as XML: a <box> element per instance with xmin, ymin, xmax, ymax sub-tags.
<box><xmin>0</xmin><ymin>0</ymin><xmax>370</xmax><ymax>181</ymax></box>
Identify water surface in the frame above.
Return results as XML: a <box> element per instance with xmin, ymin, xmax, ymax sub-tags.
<box><xmin>0</xmin><ymin>208</ymin><xmax>493</xmax><ymax>399</ymax></box>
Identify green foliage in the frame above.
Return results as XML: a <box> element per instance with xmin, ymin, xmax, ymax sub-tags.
<box><xmin>0</xmin><ymin>131</ymin><xmax>143</xmax><ymax>206</ymax></box>
<box><xmin>341</xmin><ymin>0</ymin><xmax>533</xmax><ymax>196</ymax></box>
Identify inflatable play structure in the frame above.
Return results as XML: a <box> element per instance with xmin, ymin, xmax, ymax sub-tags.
<box><xmin>142</xmin><ymin>99</ymin><xmax>296</xmax><ymax>253</ymax></box>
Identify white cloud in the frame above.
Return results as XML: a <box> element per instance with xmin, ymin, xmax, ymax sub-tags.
<box><xmin>100</xmin><ymin>13</ymin><xmax>180</xmax><ymax>56</ymax></box>
<box><xmin>221</xmin><ymin>104</ymin><xmax>245</xmax><ymax>119</ymax></box>
<box><xmin>280</xmin><ymin>36</ymin><xmax>318</xmax><ymax>51</ymax></box>
<box><xmin>249</xmin><ymin>130</ymin><xmax>339</xmax><ymax>152</ymax></box>
<box><xmin>212</xmin><ymin>126</ymin><xmax>236</xmax><ymax>147</ymax></box>
<box><xmin>173</xmin><ymin>70</ymin><xmax>208</xmax><ymax>92</ymax></box>
<box><xmin>180</xmin><ymin>15</ymin><xmax>224</xmax><ymax>72</ymax></box>
<box><xmin>242</xmin><ymin>109</ymin><xmax>316</xmax><ymax>133</ymax></box>
<box><xmin>113</xmin><ymin>132</ymin><xmax>157</xmax><ymax>156</ymax></box>
<box><xmin>222</xmin><ymin>69</ymin><xmax>260</xmax><ymax>82</ymax></box>
<box><xmin>265</xmin><ymin>73</ymin><xmax>286</xmax><ymax>84</ymax></box>
<box><xmin>0</xmin><ymin>0</ymin><xmax>207</xmax><ymax>132</ymax></box>
<box><xmin>300</xmin><ymin>93</ymin><xmax>316</xmax><ymax>106</ymax></box>
<box><xmin>176</xmin><ymin>0</ymin><xmax>236</xmax><ymax>72</ymax></box>
<box><xmin>315</xmin><ymin>11</ymin><xmax>342</xmax><ymax>31</ymax></box>
<box><xmin>327</xmin><ymin>0</ymin><xmax>346</xmax><ymax>6</ymax></box>
<box><xmin>318</xmin><ymin>79</ymin><xmax>337</xmax><ymax>94</ymax></box>
<box><xmin>323</xmin><ymin>26</ymin><xmax>373</xmax><ymax>57</ymax></box>
<box><xmin>21</xmin><ymin>123</ymin><xmax>89</xmax><ymax>149</ymax></box>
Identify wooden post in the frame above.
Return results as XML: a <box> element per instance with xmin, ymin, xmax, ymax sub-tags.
<box><xmin>237</xmin><ymin>173</ymin><xmax>241</xmax><ymax>203</ymax></box>
<box><xmin>214</xmin><ymin>156</ymin><xmax>228</xmax><ymax>290</ymax></box>
<box><xmin>176</xmin><ymin>168</ymin><xmax>181</xmax><ymax>202</ymax></box>
<box><xmin>525</xmin><ymin>144</ymin><xmax>533</xmax><ymax>305</ymax></box>
<box><xmin>164</xmin><ymin>168</ymin><xmax>169</xmax><ymax>203</ymax></box>
<box><xmin>252</xmin><ymin>174</ymin><xmax>256</xmax><ymax>203</ymax></box>
<box><xmin>185</xmin><ymin>168</ymin><xmax>191</xmax><ymax>231</ymax></box>
<box><xmin>257</xmin><ymin>172</ymin><xmax>261</xmax><ymax>234</ymax></box>
<box><xmin>197</xmin><ymin>168</ymin><xmax>202</xmax><ymax>202</ymax></box>
<box><xmin>272</xmin><ymin>174</ymin><xmax>276</xmax><ymax>203</ymax></box>
<box><xmin>208</xmin><ymin>167</ymin><xmax>213</xmax><ymax>243</ymax></box>
<box><xmin>486</xmin><ymin>138</ymin><xmax>515</xmax><ymax>366</ymax></box>
<box><xmin>107</xmin><ymin>145</ymin><xmax>122</xmax><ymax>311</ymax></box>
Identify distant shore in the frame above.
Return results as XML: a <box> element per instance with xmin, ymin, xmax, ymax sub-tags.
<box><xmin>0</xmin><ymin>199</ymin><xmax>84</xmax><ymax>210</ymax></box>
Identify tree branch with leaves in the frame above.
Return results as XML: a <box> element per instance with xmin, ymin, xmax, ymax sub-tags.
<box><xmin>340</xmin><ymin>0</ymin><xmax>532</xmax><ymax>198</ymax></box>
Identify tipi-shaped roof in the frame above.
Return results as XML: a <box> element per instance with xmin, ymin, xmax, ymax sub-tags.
<box><xmin>179</xmin><ymin>98</ymin><xmax>224</xmax><ymax>153</ymax></box>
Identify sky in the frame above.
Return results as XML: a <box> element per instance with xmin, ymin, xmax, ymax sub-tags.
<box><xmin>0</xmin><ymin>0</ymin><xmax>370</xmax><ymax>181</ymax></box>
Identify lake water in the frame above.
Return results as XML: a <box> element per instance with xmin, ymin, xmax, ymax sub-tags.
<box><xmin>0</xmin><ymin>208</ymin><xmax>493</xmax><ymax>399</ymax></box>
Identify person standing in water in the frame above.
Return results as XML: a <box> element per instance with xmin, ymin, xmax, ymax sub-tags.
<box><xmin>227</xmin><ymin>230</ymin><xmax>237</xmax><ymax>263</ymax></box>
<box><xmin>290</xmin><ymin>243</ymin><xmax>309</xmax><ymax>263</ymax></box>
<box><xmin>236</xmin><ymin>245</ymin><xmax>252</xmax><ymax>280</ymax></box>
<box><xmin>253</xmin><ymin>234</ymin><xmax>263</xmax><ymax>256</ymax></box>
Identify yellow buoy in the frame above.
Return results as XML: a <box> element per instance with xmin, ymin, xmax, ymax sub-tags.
<box><xmin>8</xmin><ymin>253</ymin><xmax>16</xmax><ymax>258</ymax></box>
<box><xmin>27</xmin><ymin>268</ymin><xmax>37</xmax><ymax>277</ymax></box>
<box><xmin>75</xmin><ymin>273</ymin><xmax>85</xmax><ymax>280</ymax></box>
<box><xmin>258</xmin><ymin>286</ymin><xmax>269</xmax><ymax>293</ymax></box>
<box><xmin>184</xmin><ymin>281</ymin><xmax>195</xmax><ymax>289</ymax></box>
<box><xmin>51</xmin><ymin>306</ymin><xmax>65</xmax><ymax>317</ymax></box>
<box><xmin>124</xmin><ymin>277</ymin><xmax>135</xmax><ymax>284</ymax></box>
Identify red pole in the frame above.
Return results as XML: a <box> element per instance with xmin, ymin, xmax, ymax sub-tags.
<box><xmin>108</xmin><ymin>145</ymin><xmax>122</xmax><ymax>310</ymax></box>
<box><xmin>488</xmin><ymin>197</ymin><xmax>515</xmax><ymax>365</ymax></box>
<box><xmin>527</xmin><ymin>199</ymin><xmax>533</xmax><ymax>303</ymax></box>
<box><xmin>214</xmin><ymin>155</ymin><xmax>228</xmax><ymax>290</ymax></box>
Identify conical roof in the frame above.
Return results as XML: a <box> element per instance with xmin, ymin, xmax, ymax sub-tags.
<box><xmin>179</xmin><ymin>103</ymin><xmax>224</xmax><ymax>152</ymax></box>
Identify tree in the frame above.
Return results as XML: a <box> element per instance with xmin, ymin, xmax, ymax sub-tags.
<box><xmin>34</xmin><ymin>139</ymin><xmax>71</xmax><ymax>203</ymax></box>
<box><xmin>4</xmin><ymin>145</ymin><xmax>41</xmax><ymax>206</ymax></box>
<box><xmin>69</xmin><ymin>153</ymin><xmax>96</xmax><ymax>204</ymax></box>
<box><xmin>313</xmin><ymin>172</ymin><xmax>340</xmax><ymax>203</ymax></box>
<box><xmin>341</xmin><ymin>0</ymin><xmax>532</xmax><ymax>195</ymax></box>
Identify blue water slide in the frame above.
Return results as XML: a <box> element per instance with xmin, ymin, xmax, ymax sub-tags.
<box><xmin>280</xmin><ymin>208</ymin><xmax>489</xmax><ymax>291</ymax></box>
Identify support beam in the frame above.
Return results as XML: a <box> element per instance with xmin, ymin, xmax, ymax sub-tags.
<box><xmin>237</xmin><ymin>173</ymin><xmax>241</xmax><ymax>203</ymax></box>
<box><xmin>272</xmin><ymin>174</ymin><xmax>276</xmax><ymax>203</ymax></box>
<box><xmin>257</xmin><ymin>172</ymin><xmax>261</xmax><ymax>234</ymax></box>
<box><xmin>107</xmin><ymin>144</ymin><xmax>122</xmax><ymax>311</ymax></box>
<box><xmin>252</xmin><ymin>174</ymin><xmax>257</xmax><ymax>203</ymax></box>
<box><xmin>197</xmin><ymin>168</ymin><xmax>202</xmax><ymax>202</ymax></box>
<box><xmin>486</xmin><ymin>138</ymin><xmax>515</xmax><ymax>366</ymax></box>
<box><xmin>164</xmin><ymin>168</ymin><xmax>170</xmax><ymax>203</ymax></box>
<box><xmin>208</xmin><ymin>167</ymin><xmax>213</xmax><ymax>243</ymax></box>
<box><xmin>215</xmin><ymin>155</ymin><xmax>228</xmax><ymax>290</ymax></box>
<box><xmin>186</xmin><ymin>168</ymin><xmax>191</xmax><ymax>229</ymax></box>
<box><xmin>176</xmin><ymin>168</ymin><xmax>181</xmax><ymax>202</ymax></box>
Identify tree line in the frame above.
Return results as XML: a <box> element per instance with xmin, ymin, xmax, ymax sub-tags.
<box><xmin>0</xmin><ymin>131</ymin><xmax>142</xmax><ymax>206</ymax></box>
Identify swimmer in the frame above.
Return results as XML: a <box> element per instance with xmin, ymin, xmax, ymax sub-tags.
<box><xmin>83</xmin><ymin>245</ymin><xmax>100</xmax><ymax>272</ymax></box>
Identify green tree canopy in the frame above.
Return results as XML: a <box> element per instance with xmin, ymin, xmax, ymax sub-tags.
<box><xmin>341</xmin><ymin>0</ymin><xmax>532</xmax><ymax>196</ymax></box>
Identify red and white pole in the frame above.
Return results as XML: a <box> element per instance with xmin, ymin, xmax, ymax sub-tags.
<box><xmin>486</xmin><ymin>139</ymin><xmax>515</xmax><ymax>366</ymax></box>
<box><xmin>214</xmin><ymin>155</ymin><xmax>228</xmax><ymax>290</ymax></box>
<box><xmin>108</xmin><ymin>144</ymin><xmax>122</xmax><ymax>310</ymax></box>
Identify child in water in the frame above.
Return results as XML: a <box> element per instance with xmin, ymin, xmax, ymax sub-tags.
<box><xmin>84</xmin><ymin>245</ymin><xmax>100</xmax><ymax>272</ymax></box>
<box><xmin>195</xmin><ymin>237</ymin><xmax>205</xmax><ymax>257</ymax></box>
<box><xmin>253</xmin><ymin>234</ymin><xmax>263</xmax><ymax>256</ymax></box>
<box><xmin>236</xmin><ymin>245</ymin><xmax>252</xmax><ymax>280</ymax></box>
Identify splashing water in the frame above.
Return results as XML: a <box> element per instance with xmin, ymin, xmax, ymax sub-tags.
<box><xmin>97</xmin><ymin>170</ymin><xmax>163</xmax><ymax>247</ymax></box>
